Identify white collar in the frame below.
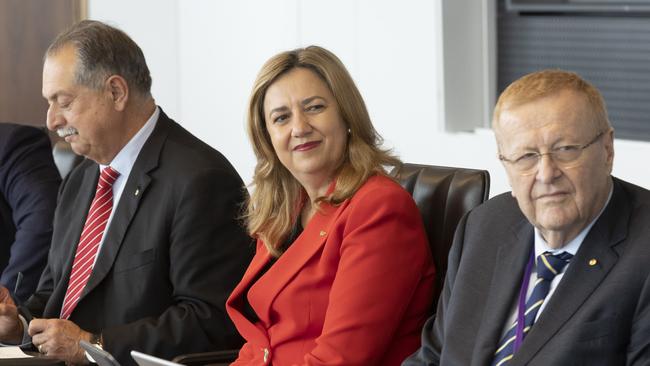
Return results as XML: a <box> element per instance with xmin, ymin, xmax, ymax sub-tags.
<box><xmin>99</xmin><ymin>107</ymin><xmax>160</xmax><ymax>175</ymax></box>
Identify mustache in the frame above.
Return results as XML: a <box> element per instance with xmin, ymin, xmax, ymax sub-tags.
<box><xmin>56</xmin><ymin>127</ymin><xmax>78</xmax><ymax>138</ymax></box>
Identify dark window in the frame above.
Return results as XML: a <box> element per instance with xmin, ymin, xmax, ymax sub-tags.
<box><xmin>497</xmin><ymin>0</ymin><xmax>650</xmax><ymax>141</ymax></box>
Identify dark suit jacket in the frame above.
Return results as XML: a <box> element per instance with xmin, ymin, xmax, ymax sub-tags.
<box><xmin>0</xmin><ymin>123</ymin><xmax>60</xmax><ymax>302</ymax></box>
<box><xmin>403</xmin><ymin>177</ymin><xmax>650</xmax><ymax>366</ymax></box>
<box><xmin>228</xmin><ymin>175</ymin><xmax>435</xmax><ymax>366</ymax></box>
<box><xmin>25</xmin><ymin>110</ymin><xmax>255</xmax><ymax>366</ymax></box>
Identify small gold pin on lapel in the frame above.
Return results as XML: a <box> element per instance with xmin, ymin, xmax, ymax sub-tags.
<box><xmin>319</xmin><ymin>230</ymin><xmax>327</xmax><ymax>237</ymax></box>
<box><xmin>588</xmin><ymin>258</ymin><xmax>598</xmax><ymax>266</ymax></box>
<box><xmin>134</xmin><ymin>188</ymin><xmax>140</xmax><ymax>196</ymax></box>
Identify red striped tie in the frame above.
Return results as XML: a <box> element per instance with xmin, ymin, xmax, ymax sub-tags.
<box><xmin>60</xmin><ymin>166</ymin><xmax>119</xmax><ymax>320</ymax></box>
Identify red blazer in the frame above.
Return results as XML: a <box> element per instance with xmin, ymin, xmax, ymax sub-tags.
<box><xmin>227</xmin><ymin>175</ymin><xmax>435</xmax><ymax>366</ymax></box>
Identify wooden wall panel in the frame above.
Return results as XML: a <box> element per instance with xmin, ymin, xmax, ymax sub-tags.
<box><xmin>0</xmin><ymin>0</ymin><xmax>85</xmax><ymax>127</ymax></box>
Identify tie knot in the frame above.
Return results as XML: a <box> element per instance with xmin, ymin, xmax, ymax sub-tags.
<box><xmin>536</xmin><ymin>251</ymin><xmax>573</xmax><ymax>281</ymax></box>
<box><xmin>99</xmin><ymin>166</ymin><xmax>120</xmax><ymax>188</ymax></box>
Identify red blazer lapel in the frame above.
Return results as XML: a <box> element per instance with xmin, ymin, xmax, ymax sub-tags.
<box><xmin>227</xmin><ymin>201</ymin><xmax>343</xmax><ymax>342</ymax></box>
<box><xmin>227</xmin><ymin>242</ymin><xmax>273</xmax><ymax>345</ymax></box>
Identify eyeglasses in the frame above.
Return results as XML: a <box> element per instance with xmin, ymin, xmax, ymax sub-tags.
<box><xmin>499</xmin><ymin>131</ymin><xmax>606</xmax><ymax>175</ymax></box>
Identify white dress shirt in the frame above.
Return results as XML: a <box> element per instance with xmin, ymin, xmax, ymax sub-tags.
<box><xmin>93</xmin><ymin>107</ymin><xmax>159</xmax><ymax>265</ymax></box>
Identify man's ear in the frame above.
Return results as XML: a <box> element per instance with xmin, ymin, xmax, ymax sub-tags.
<box><xmin>604</xmin><ymin>128</ymin><xmax>615</xmax><ymax>172</ymax></box>
<box><xmin>105</xmin><ymin>75</ymin><xmax>129</xmax><ymax>111</ymax></box>
<box><xmin>503</xmin><ymin>166</ymin><xmax>516</xmax><ymax>198</ymax></box>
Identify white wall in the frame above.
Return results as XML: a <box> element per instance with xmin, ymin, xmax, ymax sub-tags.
<box><xmin>89</xmin><ymin>0</ymin><xmax>650</xmax><ymax>197</ymax></box>
<box><xmin>89</xmin><ymin>0</ymin><xmax>179</xmax><ymax>118</ymax></box>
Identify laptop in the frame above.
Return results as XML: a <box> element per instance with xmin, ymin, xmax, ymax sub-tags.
<box><xmin>130</xmin><ymin>350</ymin><xmax>182</xmax><ymax>366</ymax></box>
<box><xmin>79</xmin><ymin>341</ymin><xmax>182</xmax><ymax>366</ymax></box>
<box><xmin>79</xmin><ymin>340</ymin><xmax>121</xmax><ymax>366</ymax></box>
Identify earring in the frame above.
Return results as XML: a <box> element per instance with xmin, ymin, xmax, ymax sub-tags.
<box><xmin>347</xmin><ymin>128</ymin><xmax>351</xmax><ymax>134</ymax></box>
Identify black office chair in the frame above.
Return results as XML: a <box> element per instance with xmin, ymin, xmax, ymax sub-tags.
<box><xmin>391</xmin><ymin>163</ymin><xmax>490</xmax><ymax>303</ymax></box>
<box><xmin>172</xmin><ymin>163</ymin><xmax>490</xmax><ymax>366</ymax></box>
<box><xmin>173</xmin><ymin>350</ymin><xmax>239</xmax><ymax>366</ymax></box>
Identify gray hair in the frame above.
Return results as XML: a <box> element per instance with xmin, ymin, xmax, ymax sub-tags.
<box><xmin>46</xmin><ymin>20</ymin><xmax>152</xmax><ymax>96</ymax></box>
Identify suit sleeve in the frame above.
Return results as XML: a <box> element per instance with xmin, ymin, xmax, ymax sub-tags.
<box><xmin>627</xmin><ymin>270</ymin><xmax>650</xmax><ymax>365</ymax></box>
<box><xmin>0</xmin><ymin>126</ymin><xmax>60</xmax><ymax>302</ymax></box>
<box><xmin>24</xmin><ymin>163</ymin><xmax>76</xmax><ymax>317</ymax></box>
<box><xmin>401</xmin><ymin>212</ymin><xmax>469</xmax><ymax>366</ymax></box>
<box><xmin>99</xmin><ymin>166</ymin><xmax>254</xmax><ymax>362</ymax></box>
<box><xmin>300</xmin><ymin>186</ymin><xmax>434</xmax><ymax>365</ymax></box>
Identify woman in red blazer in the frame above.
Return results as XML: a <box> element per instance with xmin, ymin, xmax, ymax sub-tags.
<box><xmin>227</xmin><ymin>45</ymin><xmax>435</xmax><ymax>366</ymax></box>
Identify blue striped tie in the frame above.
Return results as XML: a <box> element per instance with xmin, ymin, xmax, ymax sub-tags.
<box><xmin>491</xmin><ymin>251</ymin><xmax>573</xmax><ymax>366</ymax></box>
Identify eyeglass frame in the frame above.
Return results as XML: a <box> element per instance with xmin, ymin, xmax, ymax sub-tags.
<box><xmin>498</xmin><ymin>130</ymin><xmax>607</xmax><ymax>175</ymax></box>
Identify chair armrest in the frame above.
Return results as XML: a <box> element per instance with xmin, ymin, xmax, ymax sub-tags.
<box><xmin>172</xmin><ymin>349</ymin><xmax>239</xmax><ymax>366</ymax></box>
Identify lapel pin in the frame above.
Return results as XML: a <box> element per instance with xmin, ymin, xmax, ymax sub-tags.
<box><xmin>134</xmin><ymin>188</ymin><xmax>140</xmax><ymax>196</ymax></box>
<box><xmin>588</xmin><ymin>258</ymin><xmax>598</xmax><ymax>266</ymax></box>
<box><xmin>319</xmin><ymin>230</ymin><xmax>327</xmax><ymax>237</ymax></box>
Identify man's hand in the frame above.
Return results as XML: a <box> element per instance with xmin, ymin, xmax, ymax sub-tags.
<box><xmin>29</xmin><ymin>318</ymin><xmax>93</xmax><ymax>366</ymax></box>
<box><xmin>0</xmin><ymin>286</ymin><xmax>23</xmax><ymax>344</ymax></box>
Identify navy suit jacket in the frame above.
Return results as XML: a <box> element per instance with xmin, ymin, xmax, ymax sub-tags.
<box><xmin>403</xmin><ymin>177</ymin><xmax>650</xmax><ymax>366</ymax></box>
<box><xmin>0</xmin><ymin>123</ymin><xmax>60</xmax><ymax>302</ymax></box>
<box><xmin>25</xmin><ymin>110</ymin><xmax>255</xmax><ymax>366</ymax></box>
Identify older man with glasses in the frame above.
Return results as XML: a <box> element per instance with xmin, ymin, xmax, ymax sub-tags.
<box><xmin>403</xmin><ymin>69</ymin><xmax>650</xmax><ymax>366</ymax></box>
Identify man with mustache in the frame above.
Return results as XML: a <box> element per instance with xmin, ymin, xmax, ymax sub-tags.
<box><xmin>403</xmin><ymin>70</ymin><xmax>650</xmax><ymax>365</ymax></box>
<box><xmin>0</xmin><ymin>20</ymin><xmax>253</xmax><ymax>366</ymax></box>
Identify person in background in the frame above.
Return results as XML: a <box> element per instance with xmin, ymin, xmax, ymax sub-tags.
<box><xmin>0</xmin><ymin>123</ymin><xmax>60</xmax><ymax>302</ymax></box>
<box><xmin>0</xmin><ymin>20</ymin><xmax>254</xmax><ymax>366</ymax></box>
<box><xmin>403</xmin><ymin>69</ymin><xmax>650</xmax><ymax>366</ymax></box>
<box><xmin>226</xmin><ymin>45</ymin><xmax>435</xmax><ymax>366</ymax></box>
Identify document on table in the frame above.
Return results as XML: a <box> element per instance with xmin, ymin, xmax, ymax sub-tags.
<box><xmin>0</xmin><ymin>346</ymin><xmax>32</xmax><ymax>358</ymax></box>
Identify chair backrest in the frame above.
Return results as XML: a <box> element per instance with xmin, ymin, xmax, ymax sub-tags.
<box><xmin>52</xmin><ymin>140</ymin><xmax>84</xmax><ymax>179</ymax></box>
<box><xmin>391</xmin><ymin>163</ymin><xmax>490</xmax><ymax>303</ymax></box>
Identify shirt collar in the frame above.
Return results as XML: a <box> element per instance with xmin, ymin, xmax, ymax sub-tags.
<box><xmin>99</xmin><ymin>106</ymin><xmax>159</xmax><ymax>175</ymax></box>
<box><xmin>534</xmin><ymin>181</ymin><xmax>614</xmax><ymax>257</ymax></box>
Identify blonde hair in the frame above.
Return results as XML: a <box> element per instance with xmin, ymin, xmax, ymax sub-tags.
<box><xmin>246</xmin><ymin>45</ymin><xmax>400</xmax><ymax>256</ymax></box>
<box><xmin>493</xmin><ymin>69</ymin><xmax>611</xmax><ymax>131</ymax></box>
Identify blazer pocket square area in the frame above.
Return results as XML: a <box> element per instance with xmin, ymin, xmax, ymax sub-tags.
<box><xmin>113</xmin><ymin>248</ymin><xmax>156</xmax><ymax>273</ymax></box>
